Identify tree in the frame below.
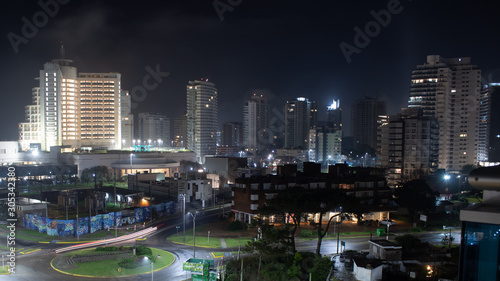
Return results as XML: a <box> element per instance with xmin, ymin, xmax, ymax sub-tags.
<box><xmin>259</xmin><ymin>186</ymin><xmax>308</xmax><ymax>254</ymax></box>
<box><xmin>394</xmin><ymin>179</ymin><xmax>439</xmax><ymax>224</ymax></box>
<box><xmin>305</xmin><ymin>189</ymin><xmax>360</xmax><ymax>256</ymax></box>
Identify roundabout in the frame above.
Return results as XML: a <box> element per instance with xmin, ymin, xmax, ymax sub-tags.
<box><xmin>50</xmin><ymin>247</ymin><xmax>175</xmax><ymax>278</ymax></box>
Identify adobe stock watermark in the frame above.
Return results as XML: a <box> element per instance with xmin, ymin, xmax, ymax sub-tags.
<box><xmin>7</xmin><ymin>0</ymin><xmax>70</xmax><ymax>54</ymax></box>
<box><xmin>131</xmin><ymin>64</ymin><xmax>170</xmax><ymax>109</ymax></box>
<box><xmin>339</xmin><ymin>0</ymin><xmax>411</xmax><ymax>64</ymax></box>
<box><xmin>213</xmin><ymin>0</ymin><xmax>242</xmax><ymax>22</ymax></box>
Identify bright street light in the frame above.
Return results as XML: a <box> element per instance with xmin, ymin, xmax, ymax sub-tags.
<box><xmin>443</xmin><ymin>174</ymin><xmax>451</xmax><ymax>180</ymax></box>
<box><xmin>144</xmin><ymin>255</ymin><xmax>161</xmax><ymax>281</ymax></box>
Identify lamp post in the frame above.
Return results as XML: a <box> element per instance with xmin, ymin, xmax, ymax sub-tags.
<box><xmin>188</xmin><ymin>211</ymin><xmax>198</xmax><ymax>258</ymax></box>
<box><xmin>145</xmin><ymin>255</ymin><xmax>161</xmax><ymax>281</ymax></box>
<box><xmin>180</xmin><ymin>194</ymin><xmax>186</xmax><ymax>243</ymax></box>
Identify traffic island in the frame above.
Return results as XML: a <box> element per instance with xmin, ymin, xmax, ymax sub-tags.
<box><xmin>50</xmin><ymin>246</ymin><xmax>175</xmax><ymax>278</ymax></box>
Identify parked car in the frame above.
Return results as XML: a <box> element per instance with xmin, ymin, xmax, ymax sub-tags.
<box><xmin>379</xmin><ymin>219</ymin><xmax>396</xmax><ymax>226</ymax></box>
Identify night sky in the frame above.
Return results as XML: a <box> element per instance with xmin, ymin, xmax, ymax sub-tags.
<box><xmin>1</xmin><ymin>0</ymin><xmax>499</xmax><ymax>140</ymax></box>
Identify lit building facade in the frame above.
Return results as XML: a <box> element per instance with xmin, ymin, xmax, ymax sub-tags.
<box><xmin>408</xmin><ymin>55</ymin><xmax>481</xmax><ymax>171</ymax></box>
<box><xmin>19</xmin><ymin>54</ymin><xmax>126</xmax><ymax>151</ymax></box>
<box><xmin>285</xmin><ymin>97</ymin><xmax>313</xmax><ymax>149</ymax></box>
<box><xmin>378</xmin><ymin>108</ymin><xmax>439</xmax><ymax>187</ymax></box>
<box><xmin>78</xmin><ymin>73</ymin><xmax>121</xmax><ymax>149</ymax></box>
<box><xmin>19</xmin><ymin>85</ymin><xmax>41</xmax><ymax>150</ymax></box>
<box><xmin>243</xmin><ymin>94</ymin><xmax>268</xmax><ymax>152</ymax></box>
<box><xmin>120</xmin><ymin>90</ymin><xmax>134</xmax><ymax>149</ymax></box>
<box><xmin>309</xmin><ymin>99</ymin><xmax>343</xmax><ymax>164</ymax></box>
<box><xmin>186</xmin><ymin>79</ymin><xmax>218</xmax><ymax>163</ymax></box>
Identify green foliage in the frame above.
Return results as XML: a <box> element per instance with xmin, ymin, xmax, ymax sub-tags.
<box><xmin>299</xmin><ymin>229</ymin><xmax>316</xmax><ymax>238</ymax></box>
<box><xmin>118</xmin><ymin>257</ymin><xmax>140</xmax><ymax>269</ymax></box>
<box><xmin>95</xmin><ymin>246</ymin><xmax>118</xmax><ymax>251</ymax></box>
<box><xmin>228</xmin><ymin>220</ymin><xmax>245</xmax><ymax>231</ymax></box>
<box><xmin>395</xmin><ymin>234</ymin><xmax>422</xmax><ymax>250</ymax></box>
<box><xmin>135</xmin><ymin>245</ymin><xmax>152</xmax><ymax>256</ymax></box>
<box><xmin>394</xmin><ymin>179</ymin><xmax>439</xmax><ymax>223</ymax></box>
<box><xmin>410</xmin><ymin>227</ymin><xmax>423</xmax><ymax>233</ymax></box>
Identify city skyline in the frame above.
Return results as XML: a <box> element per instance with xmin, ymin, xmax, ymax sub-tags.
<box><xmin>1</xmin><ymin>0</ymin><xmax>500</xmax><ymax>141</ymax></box>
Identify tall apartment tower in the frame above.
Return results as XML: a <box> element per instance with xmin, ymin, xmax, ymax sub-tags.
<box><xmin>351</xmin><ymin>97</ymin><xmax>386</xmax><ymax>151</ymax></box>
<box><xmin>120</xmin><ymin>90</ymin><xmax>134</xmax><ymax>149</ymax></box>
<box><xmin>39</xmin><ymin>58</ymin><xmax>78</xmax><ymax>151</ymax></box>
<box><xmin>137</xmin><ymin>113</ymin><xmax>170</xmax><ymax>147</ymax></box>
<box><xmin>243</xmin><ymin>94</ymin><xmax>268</xmax><ymax>152</ymax></box>
<box><xmin>309</xmin><ymin>99</ymin><xmax>342</xmax><ymax>164</ymax></box>
<box><xmin>19</xmin><ymin>52</ymin><xmax>123</xmax><ymax>151</ymax></box>
<box><xmin>78</xmin><ymin>72</ymin><xmax>121</xmax><ymax>149</ymax></box>
<box><xmin>173</xmin><ymin>112</ymin><xmax>187</xmax><ymax>148</ymax></box>
<box><xmin>327</xmin><ymin>99</ymin><xmax>342</xmax><ymax>130</ymax></box>
<box><xmin>481</xmin><ymin>83</ymin><xmax>500</xmax><ymax>162</ymax></box>
<box><xmin>408</xmin><ymin>55</ymin><xmax>482</xmax><ymax>171</ymax></box>
<box><xmin>378</xmin><ymin>108</ymin><xmax>439</xmax><ymax>187</ymax></box>
<box><xmin>285</xmin><ymin>97</ymin><xmax>314</xmax><ymax>149</ymax></box>
<box><xmin>186</xmin><ymin>79</ymin><xmax>218</xmax><ymax>163</ymax></box>
<box><xmin>222</xmin><ymin>122</ymin><xmax>243</xmax><ymax>147</ymax></box>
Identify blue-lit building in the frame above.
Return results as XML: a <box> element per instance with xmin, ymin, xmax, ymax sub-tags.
<box><xmin>459</xmin><ymin>166</ymin><xmax>500</xmax><ymax>280</ymax></box>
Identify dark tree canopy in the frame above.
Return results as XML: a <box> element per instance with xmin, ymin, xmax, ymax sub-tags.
<box><xmin>394</xmin><ymin>179</ymin><xmax>439</xmax><ymax>223</ymax></box>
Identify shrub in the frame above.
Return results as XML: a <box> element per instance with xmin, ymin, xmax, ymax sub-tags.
<box><xmin>410</xmin><ymin>227</ymin><xmax>423</xmax><ymax>233</ymax></box>
<box><xmin>96</xmin><ymin>246</ymin><xmax>118</xmax><ymax>251</ymax></box>
<box><xmin>118</xmin><ymin>258</ymin><xmax>140</xmax><ymax>269</ymax></box>
<box><xmin>228</xmin><ymin>220</ymin><xmax>245</xmax><ymax>231</ymax></box>
<box><xmin>136</xmin><ymin>245</ymin><xmax>152</xmax><ymax>256</ymax></box>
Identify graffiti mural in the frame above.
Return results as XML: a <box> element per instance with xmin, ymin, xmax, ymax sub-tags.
<box><xmin>21</xmin><ymin>201</ymin><xmax>174</xmax><ymax>237</ymax></box>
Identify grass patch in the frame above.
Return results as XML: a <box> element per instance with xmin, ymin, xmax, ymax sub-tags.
<box><xmin>63</xmin><ymin>248</ymin><xmax>174</xmax><ymax>277</ymax></box>
<box><xmin>0</xmin><ymin>265</ymin><xmax>9</xmax><ymax>274</ymax></box>
<box><xmin>225</xmin><ymin>238</ymin><xmax>252</xmax><ymax>248</ymax></box>
<box><xmin>168</xmin><ymin>234</ymin><xmax>222</xmax><ymax>248</ymax></box>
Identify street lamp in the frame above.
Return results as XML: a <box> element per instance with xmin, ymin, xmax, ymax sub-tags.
<box><xmin>144</xmin><ymin>255</ymin><xmax>161</xmax><ymax>281</ymax></box>
<box><xmin>187</xmin><ymin>211</ymin><xmax>198</xmax><ymax>258</ymax></box>
<box><xmin>180</xmin><ymin>194</ymin><xmax>186</xmax><ymax>243</ymax></box>
<box><xmin>443</xmin><ymin>174</ymin><xmax>451</xmax><ymax>180</ymax></box>
<box><xmin>130</xmin><ymin>153</ymin><xmax>135</xmax><ymax>174</ymax></box>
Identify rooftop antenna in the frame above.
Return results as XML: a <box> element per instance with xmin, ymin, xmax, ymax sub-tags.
<box><xmin>60</xmin><ymin>41</ymin><xmax>65</xmax><ymax>59</ymax></box>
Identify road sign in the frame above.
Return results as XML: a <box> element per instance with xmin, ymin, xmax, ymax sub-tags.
<box><xmin>420</xmin><ymin>214</ymin><xmax>427</xmax><ymax>222</ymax></box>
<box><xmin>341</xmin><ymin>241</ymin><xmax>345</xmax><ymax>246</ymax></box>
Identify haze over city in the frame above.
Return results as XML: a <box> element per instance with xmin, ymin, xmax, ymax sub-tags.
<box><xmin>1</xmin><ymin>1</ymin><xmax>500</xmax><ymax>280</ymax></box>
<box><xmin>1</xmin><ymin>0</ymin><xmax>499</xmax><ymax>140</ymax></box>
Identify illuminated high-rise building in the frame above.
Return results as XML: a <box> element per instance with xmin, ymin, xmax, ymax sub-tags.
<box><xmin>327</xmin><ymin>99</ymin><xmax>342</xmax><ymax>130</ymax></box>
<box><xmin>18</xmin><ymin>49</ymin><xmax>125</xmax><ymax>151</ymax></box>
<box><xmin>285</xmin><ymin>97</ymin><xmax>314</xmax><ymax>149</ymax></box>
<box><xmin>309</xmin><ymin>99</ymin><xmax>342</xmax><ymax>164</ymax></box>
<box><xmin>120</xmin><ymin>90</ymin><xmax>134</xmax><ymax>149</ymax></box>
<box><xmin>408</xmin><ymin>55</ymin><xmax>481</xmax><ymax>171</ymax></box>
<box><xmin>186</xmin><ymin>79</ymin><xmax>218</xmax><ymax>163</ymax></box>
<box><xmin>243</xmin><ymin>94</ymin><xmax>268</xmax><ymax>152</ymax></box>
